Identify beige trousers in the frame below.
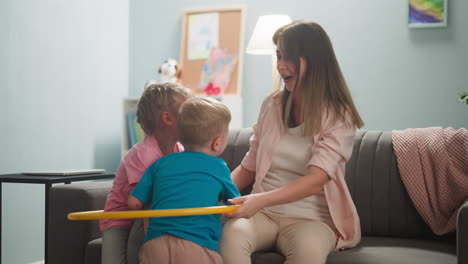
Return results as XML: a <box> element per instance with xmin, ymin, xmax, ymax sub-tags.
<box><xmin>139</xmin><ymin>234</ymin><xmax>223</xmax><ymax>264</ymax></box>
<box><xmin>219</xmin><ymin>210</ymin><xmax>337</xmax><ymax>264</ymax></box>
<box><xmin>101</xmin><ymin>225</ymin><xmax>130</xmax><ymax>264</ymax></box>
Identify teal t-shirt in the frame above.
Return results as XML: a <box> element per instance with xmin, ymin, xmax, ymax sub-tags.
<box><xmin>131</xmin><ymin>151</ymin><xmax>240</xmax><ymax>251</ymax></box>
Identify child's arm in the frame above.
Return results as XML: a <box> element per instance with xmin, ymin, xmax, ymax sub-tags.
<box><xmin>220</xmin><ymin>167</ymin><xmax>242</xmax><ymax>204</ymax></box>
<box><xmin>129</xmin><ymin>162</ymin><xmax>156</xmax><ymax>209</ymax></box>
<box><xmin>128</xmin><ymin>194</ymin><xmax>144</xmax><ymax>210</ymax></box>
<box><xmin>128</xmin><ymin>194</ymin><xmax>149</xmax><ymax>233</ymax></box>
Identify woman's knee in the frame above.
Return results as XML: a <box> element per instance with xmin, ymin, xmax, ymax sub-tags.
<box><xmin>278</xmin><ymin>221</ymin><xmax>336</xmax><ymax>264</ymax></box>
<box><xmin>280</xmin><ymin>235</ymin><xmax>330</xmax><ymax>264</ymax></box>
<box><xmin>220</xmin><ymin>218</ymin><xmax>255</xmax><ymax>252</ymax></box>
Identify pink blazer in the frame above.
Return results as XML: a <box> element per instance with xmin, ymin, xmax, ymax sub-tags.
<box><xmin>241</xmin><ymin>93</ymin><xmax>361</xmax><ymax>250</ymax></box>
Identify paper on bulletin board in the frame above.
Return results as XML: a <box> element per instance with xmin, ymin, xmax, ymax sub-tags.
<box><xmin>198</xmin><ymin>47</ymin><xmax>238</xmax><ymax>96</ymax></box>
<box><xmin>188</xmin><ymin>12</ymin><xmax>219</xmax><ymax>60</ymax></box>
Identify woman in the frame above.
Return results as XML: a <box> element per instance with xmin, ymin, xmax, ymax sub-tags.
<box><xmin>220</xmin><ymin>21</ymin><xmax>364</xmax><ymax>264</ymax></box>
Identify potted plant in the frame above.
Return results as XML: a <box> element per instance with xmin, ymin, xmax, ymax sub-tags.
<box><xmin>459</xmin><ymin>92</ymin><xmax>468</xmax><ymax>105</ymax></box>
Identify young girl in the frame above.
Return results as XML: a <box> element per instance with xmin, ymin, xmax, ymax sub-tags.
<box><xmin>220</xmin><ymin>21</ymin><xmax>364</xmax><ymax>264</ymax></box>
<box><xmin>100</xmin><ymin>82</ymin><xmax>192</xmax><ymax>264</ymax></box>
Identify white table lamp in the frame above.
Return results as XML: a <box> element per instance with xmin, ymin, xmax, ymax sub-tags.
<box><xmin>246</xmin><ymin>15</ymin><xmax>292</xmax><ymax>90</ymax></box>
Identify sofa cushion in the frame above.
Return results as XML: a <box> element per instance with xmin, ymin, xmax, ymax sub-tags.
<box><xmin>48</xmin><ymin>181</ymin><xmax>113</xmax><ymax>264</ymax></box>
<box><xmin>252</xmin><ymin>251</ymin><xmax>285</xmax><ymax>263</ymax></box>
<box><xmin>85</xmin><ymin>238</ymin><xmax>101</xmax><ymax>264</ymax></box>
<box><xmin>327</xmin><ymin>237</ymin><xmax>456</xmax><ymax>264</ymax></box>
<box><xmin>86</xmin><ymin>236</ymin><xmax>456</xmax><ymax>264</ymax></box>
<box><xmin>251</xmin><ymin>236</ymin><xmax>456</xmax><ymax>264</ymax></box>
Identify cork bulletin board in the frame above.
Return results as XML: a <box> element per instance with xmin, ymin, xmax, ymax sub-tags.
<box><xmin>179</xmin><ymin>7</ymin><xmax>245</xmax><ymax>95</ymax></box>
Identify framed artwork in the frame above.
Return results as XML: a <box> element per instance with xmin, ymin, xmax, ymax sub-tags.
<box><xmin>199</xmin><ymin>47</ymin><xmax>238</xmax><ymax>96</ymax></box>
<box><xmin>408</xmin><ymin>0</ymin><xmax>448</xmax><ymax>28</ymax></box>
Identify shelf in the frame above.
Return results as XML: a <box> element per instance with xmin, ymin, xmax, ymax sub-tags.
<box><xmin>122</xmin><ymin>97</ymin><xmax>140</xmax><ymax>158</ymax></box>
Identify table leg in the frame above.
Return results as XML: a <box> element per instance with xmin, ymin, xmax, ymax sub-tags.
<box><xmin>45</xmin><ymin>183</ymin><xmax>51</xmax><ymax>264</ymax></box>
<box><xmin>1</xmin><ymin>182</ymin><xmax>2</xmax><ymax>264</ymax></box>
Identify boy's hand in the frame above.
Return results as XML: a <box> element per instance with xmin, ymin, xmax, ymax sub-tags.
<box><xmin>224</xmin><ymin>193</ymin><xmax>267</xmax><ymax>219</ymax></box>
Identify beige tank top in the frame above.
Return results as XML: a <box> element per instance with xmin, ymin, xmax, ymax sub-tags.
<box><xmin>262</xmin><ymin>124</ymin><xmax>335</xmax><ymax>228</ymax></box>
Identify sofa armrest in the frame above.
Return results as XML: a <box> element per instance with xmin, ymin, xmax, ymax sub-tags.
<box><xmin>458</xmin><ymin>200</ymin><xmax>468</xmax><ymax>264</ymax></box>
<box><xmin>47</xmin><ymin>181</ymin><xmax>112</xmax><ymax>264</ymax></box>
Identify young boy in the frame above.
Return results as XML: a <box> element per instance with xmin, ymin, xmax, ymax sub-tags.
<box><xmin>100</xmin><ymin>82</ymin><xmax>193</xmax><ymax>264</ymax></box>
<box><xmin>128</xmin><ymin>97</ymin><xmax>240</xmax><ymax>264</ymax></box>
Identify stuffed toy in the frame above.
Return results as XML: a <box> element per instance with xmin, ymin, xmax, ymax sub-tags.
<box><xmin>158</xmin><ymin>58</ymin><xmax>180</xmax><ymax>83</ymax></box>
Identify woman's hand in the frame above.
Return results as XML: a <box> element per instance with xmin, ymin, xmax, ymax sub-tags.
<box><xmin>225</xmin><ymin>193</ymin><xmax>268</xmax><ymax>219</ymax></box>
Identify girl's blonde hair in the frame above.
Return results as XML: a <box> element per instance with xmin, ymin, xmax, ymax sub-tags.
<box><xmin>177</xmin><ymin>97</ymin><xmax>231</xmax><ymax>149</ymax></box>
<box><xmin>273</xmin><ymin>21</ymin><xmax>364</xmax><ymax>136</ymax></box>
<box><xmin>137</xmin><ymin>82</ymin><xmax>192</xmax><ymax>135</ymax></box>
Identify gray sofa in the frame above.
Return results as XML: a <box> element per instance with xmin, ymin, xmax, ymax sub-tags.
<box><xmin>48</xmin><ymin>129</ymin><xmax>466</xmax><ymax>264</ymax></box>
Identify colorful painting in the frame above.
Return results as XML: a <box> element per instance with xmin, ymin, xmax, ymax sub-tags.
<box><xmin>198</xmin><ymin>47</ymin><xmax>238</xmax><ymax>96</ymax></box>
<box><xmin>409</xmin><ymin>0</ymin><xmax>447</xmax><ymax>28</ymax></box>
<box><xmin>188</xmin><ymin>12</ymin><xmax>219</xmax><ymax>60</ymax></box>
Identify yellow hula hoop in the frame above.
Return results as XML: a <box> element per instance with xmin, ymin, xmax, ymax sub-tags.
<box><xmin>67</xmin><ymin>205</ymin><xmax>240</xmax><ymax>221</ymax></box>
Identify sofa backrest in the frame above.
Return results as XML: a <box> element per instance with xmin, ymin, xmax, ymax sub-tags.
<box><xmin>345</xmin><ymin>130</ymin><xmax>438</xmax><ymax>239</ymax></box>
<box><xmin>48</xmin><ymin>181</ymin><xmax>113</xmax><ymax>264</ymax></box>
<box><xmin>220</xmin><ymin>129</ymin><xmax>452</xmax><ymax>241</ymax></box>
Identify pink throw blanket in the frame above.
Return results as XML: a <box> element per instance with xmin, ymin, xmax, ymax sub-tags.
<box><xmin>392</xmin><ymin>127</ymin><xmax>468</xmax><ymax>235</ymax></box>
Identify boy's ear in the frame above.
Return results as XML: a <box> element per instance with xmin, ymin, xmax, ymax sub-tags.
<box><xmin>161</xmin><ymin>111</ymin><xmax>175</xmax><ymax>126</ymax></box>
<box><xmin>211</xmin><ymin>136</ymin><xmax>222</xmax><ymax>152</ymax></box>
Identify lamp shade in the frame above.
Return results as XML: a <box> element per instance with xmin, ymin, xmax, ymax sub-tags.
<box><xmin>246</xmin><ymin>15</ymin><xmax>292</xmax><ymax>55</ymax></box>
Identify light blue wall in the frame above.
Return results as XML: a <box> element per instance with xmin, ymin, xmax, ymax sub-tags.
<box><xmin>1</xmin><ymin>0</ymin><xmax>128</xmax><ymax>263</ymax></box>
<box><xmin>130</xmin><ymin>0</ymin><xmax>468</xmax><ymax>129</ymax></box>
<box><xmin>1</xmin><ymin>1</ymin><xmax>8</xmax><ymax>152</ymax></box>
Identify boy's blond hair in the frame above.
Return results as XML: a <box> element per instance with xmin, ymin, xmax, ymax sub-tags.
<box><xmin>137</xmin><ymin>82</ymin><xmax>192</xmax><ymax>135</ymax></box>
<box><xmin>178</xmin><ymin>97</ymin><xmax>231</xmax><ymax>149</ymax></box>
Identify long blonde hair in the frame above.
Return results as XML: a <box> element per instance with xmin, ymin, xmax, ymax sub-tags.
<box><xmin>273</xmin><ymin>21</ymin><xmax>364</xmax><ymax>136</ymax></box>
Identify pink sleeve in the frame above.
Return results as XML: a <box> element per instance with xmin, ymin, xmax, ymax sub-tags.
<box><xmin>240</xmin><ymin>95</ymin><xmax>272</xmax><ymax>172</ymax></box>
<box><xmin>125</xmin><ymin>157</ymin><xmax>147</xmax><ymax>187</ymax></box>
<box><xmin>308</xmin><ymin>118</ymin><xmax>356</xmax><ymax>180</ymax></box>
<box><xmin>240</xmin><ymin>123</ymin><xmax>260</xmax><ymax>172</ymax></box>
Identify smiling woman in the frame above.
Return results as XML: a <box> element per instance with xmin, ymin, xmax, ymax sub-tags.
<box><xmin>219</xmin><ymin>21</ymin><xmax>364</xmax><ymax>264</ymax></box>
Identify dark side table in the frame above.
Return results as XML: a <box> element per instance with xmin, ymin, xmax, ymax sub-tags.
<box><xmin>0</xmin><ymin>172</ymin><xmax>115</xmax><ymax>264</ymax></box>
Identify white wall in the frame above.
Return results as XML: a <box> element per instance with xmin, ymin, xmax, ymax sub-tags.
<box><xmin>1</xmin><ymin>0</ymin><xmax>128</xmax><ymax>263</ymax></box>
